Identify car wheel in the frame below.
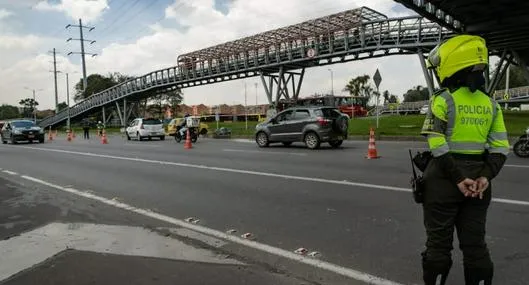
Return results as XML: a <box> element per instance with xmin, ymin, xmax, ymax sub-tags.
<box><xmin>160</xmin><ymin>136</ymin><xmax>165</xmax><ymax>141</ymax></box>
<box><xmin>256</xmin><ymin>132</ymin><xmax>269</xmax><ymax>148</ymax></box>
<box><xmin>329</xmin><ymin>140</ymin><xmax>343</xmax><ymax>148</ymax></box>
<box><xmin>10</xmin><ymin>135</ymin><xmax>17</xmax><ymax>145</ymax></box>
<box><xmin>191</xmin><ymin>136</ymin><xmax>198</xmax><ymax>143</ymax></box>
<box><xmin>1</xmin><ymin>136</ymin><xmax>6</xmax><ymax>144</ymax></box>
<box><xmin>175</xmin><ymin>134</ymin><xmax>182</xmax><ymax>143</ymax></box>
<box><xmin>304</xmin><ymin>132</ymin><xmax>320</xmax><ymax>149</ymax></box>
<box><xmin>282</xmin><ymin>142</ymin><xmax>292</xmax><ymax>147</ymax></box>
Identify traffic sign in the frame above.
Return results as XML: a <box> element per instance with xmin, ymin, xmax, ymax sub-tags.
<box><xmin>306</xmin><ymin>48</ymin><xmax>316</xmax><ymax>58</ymax></box>
<box><xmin>503</xmin><ymin>93</ymin><xmax>510</xmax><ymax>100</ymax></box>
<box><xmin>373</xmin><ymin>68</ymin><xmax>382</xmax><ymax>89</ymax></box>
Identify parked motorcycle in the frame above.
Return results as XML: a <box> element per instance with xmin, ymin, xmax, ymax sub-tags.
<box><xmin>175</xmin><ymin>126</ymin><xmax>198</xmax><ymax>143</ymax></box>
<box><xmin>513</xmin><ymin>127</ymin><xmax>529</xmax><ymax>158</ymax></box>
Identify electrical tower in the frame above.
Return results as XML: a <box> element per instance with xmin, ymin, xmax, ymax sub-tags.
<box><xmin>66</xmin><ymin>19</ymin><xmax>97</xmax><ymax>92</ymax></box>
<box><xmin>48</xmin><ymin>48</ymin><xmax>60</xmax><ymax>113</ymax></box>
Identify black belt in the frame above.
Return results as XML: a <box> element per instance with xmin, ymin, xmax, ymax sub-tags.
<box><xmin>451</xmin><ymin>153</ymin><xmax>484</xmax><ymax>161</ymax></box>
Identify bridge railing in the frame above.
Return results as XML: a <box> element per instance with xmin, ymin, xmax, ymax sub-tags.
<box><xmin>493</xmin><ymin>85</ymin><xmax>529</xmax><ymax>100</ymax></box>
<box><xmin>38</xmin><ymin>16</ymin><xmax>450</xmax><ymax>128</ymax></box>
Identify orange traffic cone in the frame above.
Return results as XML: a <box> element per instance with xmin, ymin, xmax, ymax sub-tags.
<box><xmin>101</xmin><ymin>130</ymin><xmax>108</xmax><ymax>144</ymax></box>
<box><xmin>366</xmin><ymin>127</ymin><xmax>380</xmax><ymax>159</ymax></box>
<box><xmin>184</xmin><ymin>129</ymin><xmax>192</xmax><ymax>149</ymax></box>
<box><xmin>67</xmin><ymin>130</ymin><xmax>72</xmax><ymax>142</ymax></box>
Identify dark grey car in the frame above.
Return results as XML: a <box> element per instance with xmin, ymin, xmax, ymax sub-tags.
<box><xmin>254</xmin><ymin>107</ymin><xmax>349</xmax><ymax>149</ymax></box>
<box><xmin>1</xmin><ymin>120</ymin><xmax>45</xmax><ymax>144</ymax></box>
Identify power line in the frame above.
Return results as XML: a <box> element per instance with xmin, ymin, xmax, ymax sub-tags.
<box><xmin>66</xmin><ymin>19</ymin><xmax>97</xmax><ymax>92</ymax></box>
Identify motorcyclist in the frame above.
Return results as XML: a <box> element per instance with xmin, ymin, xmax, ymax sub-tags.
<box><xmin>178</xmin><ymin>113</ymin><xmax>191</xmax><ymax>138</ymax></box>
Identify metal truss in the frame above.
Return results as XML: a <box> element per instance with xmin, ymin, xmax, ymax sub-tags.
<box><xmin>38</xmin><ymin>8</ymin><xmax>452</xmax><ymax>128</ymax></box>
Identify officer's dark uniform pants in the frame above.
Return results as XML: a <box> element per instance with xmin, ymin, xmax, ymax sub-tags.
<box><xmin>422</xmin><ymin>157</ymin><xmax>493</xmax><ymax>285</ymax></box>
<box><xmin>83</xmin><ymin>128</ymin><xmax>89</xmax><ymax>139</ymax></box>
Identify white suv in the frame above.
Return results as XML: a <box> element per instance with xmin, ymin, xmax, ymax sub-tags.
<box><xmin>126</xmin><ymin>118</ymin><xmax>165</xmax><ymax>141</ymax></box>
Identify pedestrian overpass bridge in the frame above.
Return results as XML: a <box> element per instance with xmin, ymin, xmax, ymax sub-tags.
<box><xmin>38</xmin><ymin>6</ymin><xmax>452</xmax><ymax>128</ymax></box>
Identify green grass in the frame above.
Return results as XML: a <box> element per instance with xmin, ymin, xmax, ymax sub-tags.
<box><xmin>214</xmin><ymin>111</ymin><xmax>529</xmax><ymax>138</ymax></box>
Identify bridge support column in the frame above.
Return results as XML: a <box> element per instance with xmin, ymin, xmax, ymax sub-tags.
<box><xmin>487</xmin><ymin>50</ymin><xmax>512</xmax><ymax>95</ymax></box>
<box><xmin>260</xmin><ymin>67</ymin><xmax>305</xmax><ymax>107</ymax></box>
<box><xmin>115</xmin><ymin>98</ymin><xmax>135</xmax><ymax>127</ymax></box>
<box><xmin>417</xmin><ymin>50</ymin><xmax>435</xmax><ymax>97</ymax></box>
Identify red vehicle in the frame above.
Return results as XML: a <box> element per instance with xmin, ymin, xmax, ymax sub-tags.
<box><xmin>294</xmin><ymin>95</ymin><xmax>368</xmax><ymax>117</ymax></box>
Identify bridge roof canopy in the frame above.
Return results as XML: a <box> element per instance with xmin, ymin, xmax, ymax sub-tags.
<box><xmin>394</xmin><ymin>0</ymin><xmax>529</xmax><ymax>63</ymax></box>
<box><xmin>178</xmin><ymin>6</ymin><xmax>387</xmax><ymax>62</ymax></box>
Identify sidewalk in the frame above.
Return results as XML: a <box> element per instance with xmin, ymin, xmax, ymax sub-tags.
<box><xmin>0</xmin><ymin>176</ymin><xmax>309</xmax><ymax>285</ymax></box>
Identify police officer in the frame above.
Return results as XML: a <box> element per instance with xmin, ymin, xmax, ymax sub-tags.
<box><xmin>419</xmin><ymin>34</ymin><xmax>510</xmax><ymax>285</ymax></box>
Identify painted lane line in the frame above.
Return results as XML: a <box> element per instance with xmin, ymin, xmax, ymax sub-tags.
<box><xmin>19</xmin><ymin>175</ymin><xmax>404</xmax><ymax>285</ymax></box>
<box><xmin>223</xmin><ymin>149</ymin><xmax>307</xmax><ymax>156</ymax></box>
<box><xmin>2</xmin><ymin>170</ymin><xmax>18</xmax><ymax>175</ymax></box>
<box><xmin>13</xmin><ymin>145</ymin><xmax>529</xmax><ymax>207</ymax></box>
<box><xmin>505</xmin><ymin>164</ymin><xmax>529</xmax><ymax>169</ymax></box>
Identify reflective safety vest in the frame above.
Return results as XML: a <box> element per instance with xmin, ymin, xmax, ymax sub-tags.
<box><xmin>421</xmin><ymin>87</ymin><xmax>510</xmax><ymax>157</ymax></box>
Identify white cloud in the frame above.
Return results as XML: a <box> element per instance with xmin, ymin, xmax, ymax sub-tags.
<box><xmin>0</xmin><ymin>34</ymin><xmax>42</xmax><ymax>50</ymax></box>
<box><xmin>35</xmin><ymin>0</ymin><xmax>109</xmax><ymax>23</ymax></box>
<box><xmin>1</xmin><ymin>0</ymin><xmax>450</xmax><ymax>110</ymax></box>
<box><xmin>0</xmin><ymin>8</ymin><xmax>13</xmax><ymax>20</ymax></box>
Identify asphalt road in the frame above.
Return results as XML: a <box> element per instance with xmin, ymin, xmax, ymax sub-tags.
<box><xmin>1</xmin><ymin>135</ymin><xmax>528</xmax><ymax>285</ymax></box>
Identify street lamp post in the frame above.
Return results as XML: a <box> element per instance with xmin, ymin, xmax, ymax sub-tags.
<box><xmin>328</xmin><ymin>69</ymin><xmax>334</xmax><ymax>96</ymax></box>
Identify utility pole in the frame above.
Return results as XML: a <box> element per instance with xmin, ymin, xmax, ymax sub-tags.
<box><xmin>48</xmin><ymin>48</ymin><xmax>60</xmax><ymax>113</ymax></box>
<box><xmin>66</xmin><ymin>19</ymin><xmax>97</xmax><ymax>92</ymax></box>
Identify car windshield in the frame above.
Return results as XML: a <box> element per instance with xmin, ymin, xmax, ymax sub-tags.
<box><xmin>11</xmin><ymin>121</ymin><xmax>36</xmax><ymax>128</ymax></box>
<box><xmin>143</xmin><ymin>119</ymin><xmax>162</xmax><ymax>125</ymax></box>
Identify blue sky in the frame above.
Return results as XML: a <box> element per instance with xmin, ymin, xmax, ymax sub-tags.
<box><xmin>0</xmin><ymin>0</ymin><xmax>443</xmax><ymax>110</ymax></box>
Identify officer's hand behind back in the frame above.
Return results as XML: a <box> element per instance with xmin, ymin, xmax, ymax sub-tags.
<box><xmin>457</xmin><ymin>178</ymin><xmax>477</xmax><ymax>197</ymax></box>
<box><xmin>475</xmin><ymin>177</ymin><xmax>489</xmax><ymax>199</ymax></box>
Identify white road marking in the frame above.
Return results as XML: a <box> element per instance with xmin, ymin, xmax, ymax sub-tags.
<box><xmin>11</xmin><ymin>145</ymin><xmax>529</xmax><ymax>207</ymax></box>
<box><xmin>19</xmin><ymin>174</ymin><xmax>404</xmax><ymax>285</ymax></box>
<box><xmin>223</xmin><ymin>148</ymin><xmax>307</xmax><ymax>156</ymax></box>
<box><xmin>505</xmin><ymin>164</ymin><xmax>529</xmax><ymax>169</ymax></box>
<box><xmin>123</xmin><ymin>143</ymin><xmax>161</xmax><ymax>148</ymax></box>
<box><xmin>2</xmin><ymin>170</ymin><xmax>18</xmax><ymax>175</ymax></box>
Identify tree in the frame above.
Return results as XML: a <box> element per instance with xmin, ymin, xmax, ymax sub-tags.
<box><xmin>496</xmin><ymin>64</ymin><xmax>528</xmax><ymax>90</ymax></box>
<box><xmin>0</xmin><ymin>104</ymin><xmax>20</xmax><ymax>119</ymax></box>
<box><xmin>74</xmin><ymin>74</ymin><xmax>116</xmax><ymax>102</ymax></box>
<box><xmin>382</xmin><ymin>90</ymin><xmax>390</xmax><ymax>104</ymax></box>
<box><xmin>144</xmin><ymin>89</ymin><xmax>184</xmax><ymax>118</ymax></box>
<box><xmin>388</xmin><ymin>95</ymin><xmax>398</xmax><ymax>103</ymax></box>
<box><xmin>57</xmin><ymin>102</ymin><xmax>68</xmax><ymax>111</ymax></box>
<box><xmin>403</xmin><ymin>85</ymin><xmax>430</xmax><ymax>102</ymax></box>
<box><xmin>19</xmin><ymin>98</ymin><xmax>38</xmax><ymax>118</ymax></box>
<box><xmin>343</xmin><ymin>75</ymin><xmax>370</xmax><ymax>97</ymax></box>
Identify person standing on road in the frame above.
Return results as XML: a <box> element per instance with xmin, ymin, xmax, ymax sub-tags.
<box><xmin>419</xmin><ymin>35</ymin><xmax>510</xmax><ymax>285</ymax></box>
<box><xmin>82</xmin><ymin>119</ymin><xmax>90</xmax><ymax>139</ymax></box>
